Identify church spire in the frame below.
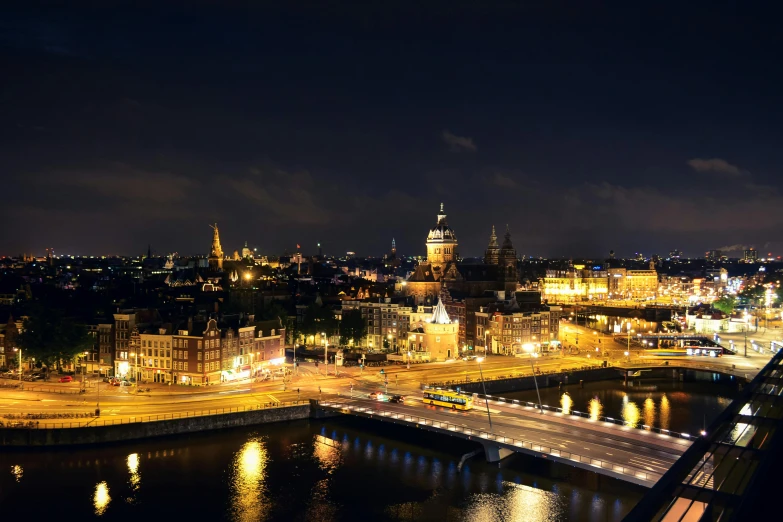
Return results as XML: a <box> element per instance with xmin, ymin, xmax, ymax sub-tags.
<box><xmin>436</xmin><ymin>202</ymin><xmax>447</xmax><ymax>225</ymax></box>
<box><xmin>484</xmin><ymin>225</ymin><xmax>500</xmax><ymax>265</ymax></box>
<box><xmin>208</xmin><ymin>223</ymin><xmax>224</xmax><ymax>270</ymax></box>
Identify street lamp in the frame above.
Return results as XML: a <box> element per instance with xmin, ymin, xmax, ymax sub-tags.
<box><xmin>523</xmin><ymin>344</ymin><xmax>544</xmax><ymax>414</ymax></box>
<box><xmin>476</xmin><ymin>357</ymin><xmax>493</xmax><ymax>431</ymax></box>
<box><xmin>624</xmin><ymin>351</ymin><xmax>630</xmax><ymax>362</ymax></box>
<box><xmin>322</xmin><ymin>332</ymin><xmax>328</xmax><ymax>373</ymax></box>
<box><xmin>626</xmin><ymin>329</ymin><xmax>635</xmax><ymax>358</ymax></box>
<box><xmin>13</xmin><ymin>347</ymin><xmax>21</xmax><ymax>385</ymax></box>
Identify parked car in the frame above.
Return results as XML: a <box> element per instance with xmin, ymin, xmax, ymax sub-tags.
<box><xmin>119</xmin><ymin>380</ymin><xmax>132</xmax><ymax>387</ymax></box>
<box><xmin>388</xmin><ymin>395</ymin><xmax>405</xmax><ymax>403</ymax></box>
<box><xmin>58</xmin><ymin>376</ymin><xmax>73</xmax><ymax>383</ymax></box>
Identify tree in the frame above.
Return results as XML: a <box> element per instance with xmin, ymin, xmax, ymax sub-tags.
<box><xmin>339</xmin><ymin>309</ymin><xmax>367</xmax><ymax>347</ymax></box>
<box><xmin>712</xmin><ymin>296</ymin><xmax>737</xmax><ymax>315</ymax></box>
<box><xmin>16</xmin><ymin>307</ymin><xmax>94</xmax><ymax>370</ymax></box>
<box><xmin>300</xmin><ymin>304</ymin><xmax>338</xmax><ymax>342</ymax></box>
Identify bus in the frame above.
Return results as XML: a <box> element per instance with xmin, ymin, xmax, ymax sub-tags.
<box><xmin>422</xmin><ymin>390</ymin><xmax>474</xmax><ymax>410</ymax></box>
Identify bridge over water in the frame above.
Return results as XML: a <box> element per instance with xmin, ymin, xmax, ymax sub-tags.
<box><xmin>316</xmin><ymin>393</ymin><xmax>694</xmax><ymax>487</ymax></box>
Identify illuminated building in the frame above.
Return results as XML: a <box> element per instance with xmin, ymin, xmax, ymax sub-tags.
<box><xmin>475</xmin><ymin>305</ymin><xmax>560</xmax><ymax>355</ymax></box>
<box><xmin>139</xmin><ymin>329</ymin><xmax>173</xmax><ymax>383</ymax></box>
<box><xmin>407</xmin><ymin>298</ymin><xmax>458</xmax><ymax>361</ymax></box>
<box><xmin>208</xmin><ymin>223</ymin><xmax>224</xmax><ymax>271</ymax></box>
<box><xmin>744</xmin><ymin>248</ymin><xmax>758</xmax><ymax>263</ymax></box>
<box><xmin>607</xmin><ymin>262</ymin><xmax>659</xmax><ymax>300</ymax></box>
<box><xmin>541</xmin><ymin>263</ymin><xmax>608</xmax><ymax>303</ymax></box>
<box><xmin>113</xmin><ymin>312</ymin><xmax>136</xmax><ymax>378</ymax></box>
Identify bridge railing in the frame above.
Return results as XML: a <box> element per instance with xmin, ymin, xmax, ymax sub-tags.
<box><xmin>320</xmin><ymin>401</ymin><xmax>656</xmax><ymax>483</ymax></box>
<box><xmin>0</xmin><ymin>401</ymin><xmax>306</xmax><ymax>429</ymax></box>
<box><xmin>470</xmin><ymin>395</ymin><xmax>697</xmax><ymax>441</ymax></box>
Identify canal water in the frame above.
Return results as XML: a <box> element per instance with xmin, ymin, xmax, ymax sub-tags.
<box><xmin>503</xmin><ymin>372</ymin><xmax>739</xmax><ymax>435</ymax></box>
<box><xmin>0</xmin><ymin>378</ymin><xmax>737</xmax><ymax>521</ymax></box>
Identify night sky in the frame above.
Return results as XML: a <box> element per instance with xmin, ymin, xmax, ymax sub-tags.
<box><xmin>2</xmin><ymin>4</ymin><xmax>781</xmax><ymax>259</ymax></box>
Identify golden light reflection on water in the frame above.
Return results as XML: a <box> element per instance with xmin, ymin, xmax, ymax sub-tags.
<box><xmin>230</xmin><ymin>439</ymin><xmax>269</xmax><ymax>522</ymax></box>
<box><xmin>622</xmin><ymin>399</ymin><xmax>640</xmax><ymax>428</ymax></box>
<box><xmin>314</xmin><ymin>435</ymin><xmax>343</xmax><ymax>472</ymax></box>
<box><xmin>11</xmin><ymin>465</ymin><xmax>23</xmax><ymax>483</ymax></box>
<box><xmin>643</xmin><ymin>398</ymin><xmax>656</xmax><ymax>428</ymax></box>
<box><xmin>463</xmin><ymin>482</ymin><xmax>562</xmax><ymax>521</ymax></box>
<box><xmin>94</xmin><ymin>481</ymin><xmax>111</xmax><ymax>516</ymax></box>
<box><xmin>127</xmin><ymin>453</ymin><xmax>141</xmax><ymax>493</ymax></box>
<box><xmin>560</xmin><ymin>393</ymin><xmax>572</xmax><ymax>415</ymax></box>
<box><xmin>588</xmin><ymin>397</ymin><xmax>602</xmax><ymax>421</ymax></box>
<box><xmin>660</xmin><ymin>394</ymin><xmax>671</xmax><ymax>430</ymax></box>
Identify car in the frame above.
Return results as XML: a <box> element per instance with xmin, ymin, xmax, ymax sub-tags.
<box><xmin>58</xmin><ymin>376</ymin><xmax>73</xmax><ymax>383</ymax></box>
<box><xmin>388</xmin><ymin>395</ymin><xmax>405</xmax><ymax>403</ymax></box>
<box><xmin>119</xmin><ymin>380</ymin><xmax>132</xmax><ymax>387</ymax></box>
<box><xmin>463</xmin><ymin>355</ymin><xmax>477</xmax><ymax>361</ymax></box>
<box><xmin>369</xmin><ymin>392</ymin><xmax>384</xmax><ymax>400</ymax></box>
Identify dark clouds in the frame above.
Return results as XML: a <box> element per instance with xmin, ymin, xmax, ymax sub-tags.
<box><xmin>1</xmin><ymin>3</ymin><xmax>782</xmax><ymax>258</ymax></box>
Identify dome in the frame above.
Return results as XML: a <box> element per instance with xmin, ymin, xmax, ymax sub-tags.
<box><xmin>427</xmin><ymin>203</ymin><xmax>458</xmax><ymax>243</ymax></box>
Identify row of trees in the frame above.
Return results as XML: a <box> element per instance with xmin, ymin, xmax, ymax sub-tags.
<box><xmin>298</xmin><ymin>305</ymin><xmax>368</xmax><ymax>347</ymax></box>
<box><xmin>14</xmin><ymin>307</ymin><xmax>94</xmax><ymax>370</ymax></box>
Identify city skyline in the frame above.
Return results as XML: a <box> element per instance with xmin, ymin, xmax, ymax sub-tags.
<box><xmin>2</xmin><ymin>4</ymin><xmax>781</xmax><ymax>259</ymax></box>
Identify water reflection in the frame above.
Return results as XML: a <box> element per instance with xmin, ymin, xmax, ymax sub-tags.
<box><xmin>660</xmin><ymin>394</ymin><xmax>671</xmax><ymax>430</ymax></box>
<box><xmin>127</xmin><ymin>453</ymin><xmax>141</xmax><ymax>493</ymax></box>
<box><xmin>643</xmin><ymin>398</ymin><xmax>656</xmax><ymax>428</ymax></box>
<box><xmin>94</xmin><ymin>481</ymin><xmax>111</xmax><ymax>516</ymax></box>
<box><xmin>10</xmin><ymin>464</ymin><xmax>23</xmax><ymax>483</ymax></box>
<box><xmin>229</xmin><ymin>439</ymin><xmax>269</xmax><ymax>522</ymax></box>
<box><xmin>464</xmin><ymin>482</ymin><xmax>563</xmax><ymax>521</ymax></box>
<box><xmin>313</xmin><ymin>434</ymin><xmax>342</xmax><ymax>472</ymax></box>
<box><xmin>560</xmin><ymin>392</ymin><xmax>572</xmax><ymax>415</ymax></box>
<box><xmin>621</xmin><ymin>396</ymin><xmax>640</xmax><ymax>428</ymax></box>
<box><xmin>589</xmin><ymin>397</ymin><xmax>603</xmax><ymax>421</ymax></box>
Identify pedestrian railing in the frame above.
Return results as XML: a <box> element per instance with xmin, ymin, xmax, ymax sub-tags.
<box><xmin>0</xmin><ymin>401</ymin><xmax>306</xmax><ymax>429</ymax></box>
<box><xmin>319</xmin><ymin>401</ymin><xmax>657</xmax><ymax>484</ymax></box>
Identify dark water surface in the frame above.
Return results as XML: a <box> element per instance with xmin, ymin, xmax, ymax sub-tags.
<box><xmin>503</xmin><ymin>372</ymin><xmax>739</xmax><ymax>435</ymax></box>
<box><xmin>0</xmin><ymin>376</ymin><xmax>738</xmax><ymax>521</ymax></box>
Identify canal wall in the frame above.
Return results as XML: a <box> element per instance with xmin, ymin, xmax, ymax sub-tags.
<box><xmin>455</xmin><ymin>367</ymin><xmax>620</xmax><ymax>394</ymax></box>
<box><xmin>0</xmin><ymin>404</ymin><xmax>311</xmax><ymax>447</ymax></box>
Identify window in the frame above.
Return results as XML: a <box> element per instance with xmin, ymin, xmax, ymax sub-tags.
<box><xmin>184</xmin><ymin>362</ymin><xmax>188</xmax><ymax>371</ymax></box>
<box><xmin>197</xmin><ymin>352</ymin><xmax>202</xmax><ymax>360</ymax></box>
<box><xmin>154</xmin><ymin>349</ymin><xmax>158</xmax><ymax>357</ymax></box>
<box><xmin>436</xmin><ymin>336</ymin><xmax>441</xmax><ymax>343</ymax></box>
<box><xmin>154</xmin><ymin>359</ymin><xmax>158</xmax><ymax>367</ymax></box>
<box><xmin>197</xmin><ymin>363</ymin><xmax>202</xmax><ymax>372</ymax></box>
<box><xmin>154</xmin><ymin>341</ymin><xmax>158</xmax><ymax>348</ymax></box>
<box><xmin>166</xmin><ymin>360</ymin><xmax>170</xmax><ymax>369</ymax></box>
<box><xmin>166</xmin><ymin>350</ymin><xmax>170</xmax><ymax>358</ymax></box>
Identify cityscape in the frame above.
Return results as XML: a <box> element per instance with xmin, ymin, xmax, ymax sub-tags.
<box><xmin>1</xmin><ymin>4</ymin><xmax>782</xmax><ymax>522</ymax></box>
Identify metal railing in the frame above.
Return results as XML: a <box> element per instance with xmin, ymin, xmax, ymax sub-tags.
<box><xmin>319</xmin><ymin>401</ymin><xmax>656</xmax><ymax>483</ymax></box>
<box><xmin>0</xmin><ymin>401</ymin><xmax>306</xmax><ymax>429</ymax></box>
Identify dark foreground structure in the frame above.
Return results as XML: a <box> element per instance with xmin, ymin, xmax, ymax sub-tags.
<box><xmin>624</xmin><ymin>346</ymin><xmax>783</xmax><ymax>521</ymax></box>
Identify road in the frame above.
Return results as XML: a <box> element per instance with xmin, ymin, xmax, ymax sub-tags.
<box><xmin>323</xmin><ymin>390</ymin><xmax>690</xmax><ymax>484</ymax></box>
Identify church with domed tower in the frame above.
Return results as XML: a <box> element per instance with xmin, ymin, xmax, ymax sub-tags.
<box><xmin>404</xmin><ymin>204</ymin><xmax>520</xmax><ymax>305</ymax></box>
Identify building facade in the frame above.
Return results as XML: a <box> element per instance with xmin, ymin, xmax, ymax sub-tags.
<box><xmin>113</xmin><ymin>312</ymin><xmax>136</xmax><ymax>378</ymax></box>
<box><xmin>542</xmin><ymin>264</ymin><xmax>609</xmax><ymax>303</ymax></box>
<box><xmin>408</xmin><ymin>298</ymin><xmax>458</xmax><ymax>361</ymax></box>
